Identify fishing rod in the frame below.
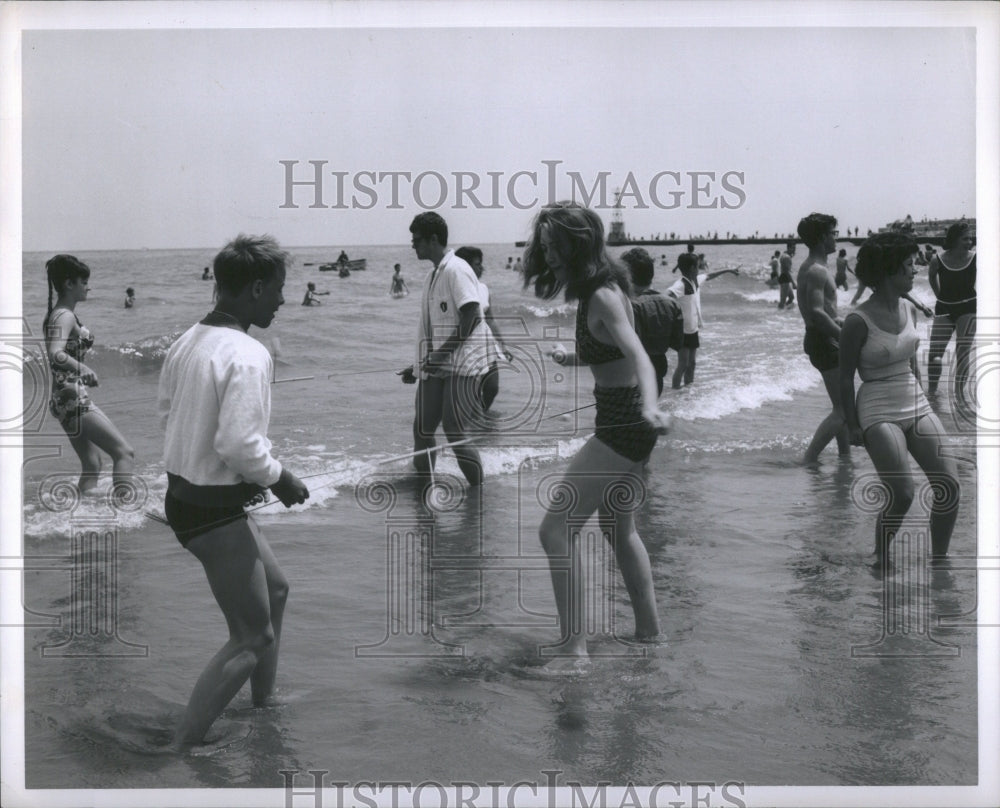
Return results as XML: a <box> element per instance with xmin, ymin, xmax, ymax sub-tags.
<box><xmin>327</xmin><ymin>366</ymin><xmax>409</xmax><ymax>379</ymax></box>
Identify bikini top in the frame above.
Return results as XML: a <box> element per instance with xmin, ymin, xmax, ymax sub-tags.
<box><xmin>850</xmin><ymin>300</ymin><xmax>920</xmax><ymax>382</ymax></box>
<box><xmin>48</xmin><ymin>308</ymin><xmax>94</xmax><ymax>362</ymax></box>
<box><xmin>576</xmin><ymin>290</ymin><xmax>626</xmax><ymax>365</ymax></box>
<box><xmin>936</xmin><ymin>252</ymin><xmax>976</xmax><ymax>304</ymax></box>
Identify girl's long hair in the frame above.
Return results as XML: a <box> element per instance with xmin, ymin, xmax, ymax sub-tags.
<box><xmin>43</xmin><ymin>254</ymin><xmax>90</xmax><ymax>331</ymax></box>
<box><xmin>522</xmin><ymin>201</ymin><xmax>630</xmax><ymax>301</ymax></box>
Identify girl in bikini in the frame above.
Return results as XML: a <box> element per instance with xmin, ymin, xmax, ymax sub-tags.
<box><xmin>43</xmin><ymin>255</ymin><xmax>134</xmax><ymax>499</ymax></box>
<box><xmin>839</xmin><ymin>233</ymin><xmax>959</xmax><ymax>570</ymax></box>
<box><xmin>522</xmin><ymin>202</ymin><xmax>671</xmax><ymax>663</ymax></box>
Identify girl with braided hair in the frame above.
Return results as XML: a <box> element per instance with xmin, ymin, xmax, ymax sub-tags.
<box><xmin>43</xmin><ymin>255</ymin><xmax>134</xmax><ymax>498</ymax></box>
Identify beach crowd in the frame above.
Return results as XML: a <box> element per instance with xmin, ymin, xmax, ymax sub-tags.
<box><xmin>39</xmin><ymin>204</ymin><xmax>975</xmax><ymax>748</ymax></box>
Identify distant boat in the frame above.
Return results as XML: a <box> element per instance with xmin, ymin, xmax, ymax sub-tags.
<box><xmin>320</xmin><ymin>258</ymin><xmax>367</xmax><ymax>272</ymax></box>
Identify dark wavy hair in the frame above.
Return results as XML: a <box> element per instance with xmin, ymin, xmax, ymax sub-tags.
<box><xmin>522</xmin><ymin>202</ymin><xmax>629</xmax><ymax>301</ymax></box>
<box><xmin>796</xmin><ymin>212</ymin><xmax>837</xmax><ymax>248</ymax></box>
<box><xmin>943</xmin><ymin>221</ymin><xmax>971</xmax><ymax>250</ymax></box>
<box><xmin>409</xmin><ymin>211</ymin><xmax>448</xmax><ymax>247</ymax></box>
<box><xmin>43</xmin><ymin>254</ymin><xmax>91</xmax><ymax>330</ymax></box>
<box><xmin>854</xmin><ymin>232</ymin><xmax>918</xmax><ymax>290</ymax></box>
<box><xmin>620</xmin><ymin>247</ymin><xmax>655</xmax><ymax>287</ymax></box>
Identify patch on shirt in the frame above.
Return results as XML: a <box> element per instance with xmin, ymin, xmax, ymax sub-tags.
<box><xmin>440</xmin><ymin>301</ymin><xmax>448</xmax><ymax>312</ymax></box>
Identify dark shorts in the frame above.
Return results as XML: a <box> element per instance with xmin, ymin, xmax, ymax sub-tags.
<box><xmin>164</xmin><ymin>491</ymin><xmax>248</xmax><ymax>548</ymax></box>
<box><xmin>681</xmin><ymin>332</ymin><xmax>700</xmax><ymax>350</ymax></box>
<box><xmin>803</xmin><ymin>328</ymin><xmax>840</xmax><ymax>372</ymax></box>
<box><xmin>778</xmin><ymin>273</ymin><xmax>793</xmax><ymax>285</ymax></box>
<box><xmin>934</xmin><ymin>298</ymin><xmax>976</xmax><ymax>323</ymax></box>
<box><xmin>593</xmin><ymin>385</ymin><xmax>658</xmax><ymax>463</ymax></box>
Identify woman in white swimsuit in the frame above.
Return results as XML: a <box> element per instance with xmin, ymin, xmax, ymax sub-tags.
<box><xmin>839</xmin><ymin>233</ymin><xmax>959</xmax><ymax>570</ymax></box>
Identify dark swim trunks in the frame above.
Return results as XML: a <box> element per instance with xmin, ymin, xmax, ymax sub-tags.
<box><xmin>803</xmin><ymin>327</ymin><xmax>839</xmax><ymax>372</ymax></box>
<box><xmin>164</xmin><ymin>491</ymin><xmax>248</xmax><ymax>548</ymax></box>
<box><xmin>593</xmin><ymin>385</ymin><xmax>658</xmax><ymax>463</ymax></box>
<box><xmin>681</xmin><ymin>332</ymin><xmax>700</xmax><ymax>350</ymax></box>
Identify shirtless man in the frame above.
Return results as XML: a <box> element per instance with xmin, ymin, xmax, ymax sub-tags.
<box><xmin>796</xmin><ymin>213</ymin><xmax>850</xmax><ymax>463</ymax></box>
<box><xmin>778</xmin><ymin>242</ymin><xmax>797</xmax><ymax>309</ymax></box>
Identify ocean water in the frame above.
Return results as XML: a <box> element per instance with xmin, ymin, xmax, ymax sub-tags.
<box><xmin>17</xmin><ymin>242</ymin><xmax>980</xmax><ymax>790</ymax></box>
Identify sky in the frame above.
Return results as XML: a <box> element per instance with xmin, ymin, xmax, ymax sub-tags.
<box><xmin>7</xmin><ymin>2</ymin><xmax>989</xmax><ymax>252</ymax></box>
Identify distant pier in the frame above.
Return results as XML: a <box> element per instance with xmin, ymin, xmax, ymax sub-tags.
<box><xmin>513</xmin><ymin>235</ymin><xmax>949</xmax><ymax>249</ymax></box>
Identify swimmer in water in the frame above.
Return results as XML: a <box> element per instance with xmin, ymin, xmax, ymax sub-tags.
<box><xmin>301</xmin><ymin>281</ymin><xmax>329</xmax><ymax>306</ymax></box>
<box><xmin>389</xmin><ymin>264</ymin><xmax>409</xmax><ymax>296</ymax></box>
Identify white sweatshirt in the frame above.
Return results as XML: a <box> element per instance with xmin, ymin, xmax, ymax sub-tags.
<box><xmin>158</xmin><ymin>323</ymin><xmax>282</xmax><ymax>489</ymax></box>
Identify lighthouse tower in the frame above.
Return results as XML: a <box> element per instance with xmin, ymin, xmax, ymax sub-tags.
<box><xmin>608</xmin><ymin>187</ymin><xmax>626</xmax><ymax>245</ymax></box>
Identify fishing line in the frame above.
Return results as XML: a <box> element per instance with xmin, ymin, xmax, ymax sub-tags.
<box><xmin>543</xmin><ymin>403</ymin><xmax>596</xmax><ymax>421</ymax></box>
<box><xmin>144</xmin><ymin>437</ymin><xmax>476</xmax><ymax>532</ymax></box>
<box><xmin>98</xmin><ymin>374</ymin><xmax>318</xmax><ymax>409</ymax></box>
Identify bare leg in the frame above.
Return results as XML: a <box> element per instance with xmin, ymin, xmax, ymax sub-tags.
<box><xmin>926</xmin><ymin>315</ymin><xmax>955</xmax><ymax>395</ymax></box>
<box><xmin>862</xmin><ymin>422</ymin><xmax>914</xmax><ymax>568</ymax></box>
<box><xmin>672</xmin><ymin>348</ymin><xmax>691</xmax><ymax>389</ymax></box>
<box><xmin>906</xmin><ymin>413</ymin><xmax>960</xmax><ymax>558</ymax></box>
<box><xmin>803</xmin><ymin>367</ymin><xmax>849</xmax><ymax>463</ymax></box>
<box><xmin>683</xmin><ymin>347</ymin><xmax>697</xmax><ymax>386</ymax></box>
<box><xmin>952</xmin><ymin>313</ymin><xmax>976</xmax><ymax>416</ymax></box>
<box><xmin>172</xmin><ymin>518</ymin><xmax>275</xmax><ymax>750</ymax></box>
<box><xmin>247</xmin><ymin>521</ymin><xmax>289</xmax><ymax>704</ymax></box>
<box><xmin>538</xmin><ymin>438</ymin><xmax>652</xmax><ymax>656</ymax></box>
<box><xmin>66</xmin><ymin>427</ymin><xmax>103</xmax><ymax>494</ymax></box>
<box><xmin>598</xmin><ymin>505</ymin><xmax>660</xmax><ymax>638</ymax></box>
<box><xmin>66</xmin><ymin>406</ymin><xmax>134</xmax><ymax>495</ymax></box>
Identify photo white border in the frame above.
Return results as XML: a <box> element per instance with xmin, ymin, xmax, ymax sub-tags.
<box><xmin>2</xmin><ymin>1</ymin><xmax>997</xmax><ymax>807</ymax></box>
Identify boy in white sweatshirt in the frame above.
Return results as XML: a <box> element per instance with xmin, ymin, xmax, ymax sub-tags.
<box><xmin>158</xmin><ymin>234</ymin><xmax>309</xmax><ymax>750</ymax></box>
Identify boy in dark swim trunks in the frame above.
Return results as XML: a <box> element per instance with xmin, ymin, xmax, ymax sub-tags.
<box><xmin>778</xmin><ymin>242</ymin><xmax>797</xmax><ymax>309</ymax></box>
<box><xmin>158</xmin><ymin>234</ymin><xmax>309</xmax><ymax>750</ymax></box>
<box><xmin>795</xmin><ymin>213</ymin><xmax>850</xmax><ymax>463</ymax></box>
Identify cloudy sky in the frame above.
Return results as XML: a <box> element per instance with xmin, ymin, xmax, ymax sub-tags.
<box><xmin>6</xmin><ymin>1</ymin><xmax>993</xmax><ymax>253</ymax></box>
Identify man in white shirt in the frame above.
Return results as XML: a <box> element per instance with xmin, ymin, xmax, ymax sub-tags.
<box><xmin>398</xmin><ymin>213</ymin><xmax>487</xmax><ymax>486</ymax></box>
<box><xmin>666</xmin><ymin>257</ymin><xmax>739</xmax><ymax>388</ymax></box>
<box><xmin>455</xmin><ymin>245</ymin><xmax>509</xmax><ymax>412</ymax></box>
<box><xmin>158</xmin><ymin>234</ymin><xmax>309</xmax><ymax>750</ymax></box>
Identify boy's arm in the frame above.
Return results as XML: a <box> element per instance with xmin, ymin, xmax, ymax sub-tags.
<box><xmin>703</xmin><ymin>267</ymin><xmax>740</xmax><ymax>282</ymax></box>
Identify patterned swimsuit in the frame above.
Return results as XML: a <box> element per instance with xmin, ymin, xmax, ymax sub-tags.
<box><xmin>47</xmin><ymin>309</ymin><xmax>95</xmax><ymax>426</ymax></box>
